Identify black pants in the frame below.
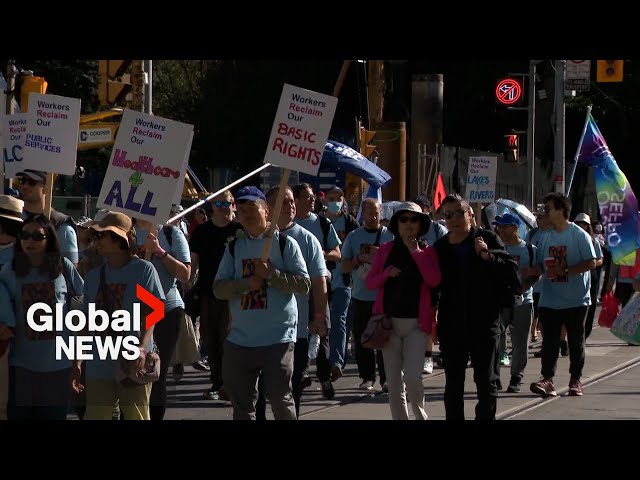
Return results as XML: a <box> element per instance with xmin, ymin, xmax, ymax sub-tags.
<box><xmin>200</xmin><ymin>295</ymin><xmax>231</xmax><ymax>390</ymax></box>
<box><xmin>539</xmin><ymin>306</ymin><xmax>588</xmax><ymax>381</ymax></box>
<box><xmin>256</xmin><ymin>337</ymin><xmax>309</xmax><ymax>419</ymax></box>
<box><xmin>615</xmin><ymin>282</ymin><xmax>634</xmax><ymax>309</ymax></box>
<box><xmin>352</xmin><ymin>299</ymin><xmax>386</xmax><ymax>385</ymax></box>
<box><xmin>439</xmin><ymin>334</ymin><xmax>500</xmax><ymax>421</ymax></box>
<box><xmin>8</xmin><ymin>366</ymin><xmax>71</xmax><ymax>420</ymax></box>
<box><xmin>150</xmin><ymin>307</ymin><xmax>183</xmax><ymax>421</ymax></box>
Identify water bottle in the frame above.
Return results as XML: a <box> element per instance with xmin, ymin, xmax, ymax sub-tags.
<box><xmin>308</xmin><ymin>334</ymin><xmax>320</xmax><ymax>360</ymax></box>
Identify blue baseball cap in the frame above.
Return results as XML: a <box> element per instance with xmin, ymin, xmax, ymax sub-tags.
<box><xmin>492</xmin><ymin>212</ymin><xmax>521</xmax><ymax>226</ymax></box>
<box><xmin>235</xmin><ymin>186</ymin><xmax>266</xmax><ymax>203</ymax></box>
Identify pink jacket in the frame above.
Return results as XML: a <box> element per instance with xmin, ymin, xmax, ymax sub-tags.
<box><xmin>365</xmin><ymin>241</ymin><xmax>441</xmax><ymax>334</ymax></box>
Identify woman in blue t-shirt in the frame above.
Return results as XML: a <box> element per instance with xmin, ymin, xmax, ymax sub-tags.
<box><xmin>0</xmin><ymin>214</ymin><xmax>84</xmax><ymax>420</ymax></box>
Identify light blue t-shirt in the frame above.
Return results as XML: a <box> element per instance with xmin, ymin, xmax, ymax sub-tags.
<box><xmin>421</xmin><ymin>221</ymin><xmax>448</xmax><ymax>247</ymax></box>
<box><xmin>538</xmin><ymin>223</ymin><xmax>597</xmax><ymax>310</ymax></box>
<box><xmin>341</xmin><ymin>226</ymin><xmax>395</xmax><ymax>301</ymax></box>
<box><xmin>526</xmin><ymin>226</ymin><xmax>550</xmax><ymax>294</ymax></box>
<box><xmin>504</xmin><ymin>240</ymin><xmax>537</xmax><ymax>305</ymax></box>
<box><xmin>325</xmin><ymin>215</ymin><xmax>348</xmax><ymax>290</ymax></box>
<box><xmin>0</xmin><ymin>257</ymin><xmax>84</xmax><ymax>372</ymax></box>
<box><xmin>0</xmin><ymin>245</ymin><xmax>15</xmax><ymax>269</ymax></box>
<box><xmin>136</xmin><ymin>225</ymin><xmax>191</xmax><ymax>313</ymax></box>
<box><xmin>281</xmin><ymin>223</ymin><xmax>329</xmax><ymax>338</ymax></box>
<box><xmin>215</xmin><ymin>230</ymin><xmax>309</xmax><ymax>348</ymax></box>
<box><xmin>82</xmin><ymin>257</ymin><xmax>165</xmax><ymax>379</ymax></box>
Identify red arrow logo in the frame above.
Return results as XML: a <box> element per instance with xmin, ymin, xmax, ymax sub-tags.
<box><xmin>136</xmin><ymin>284</ymin><xmax>164</xmax><ymax>329</ymax></box>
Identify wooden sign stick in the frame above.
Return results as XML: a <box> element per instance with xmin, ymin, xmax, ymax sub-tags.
<box><xmin>43</xmin><ymin>173</ymin><xmax>54</xmax><ymax>219</ymax></box>
<box><xmin>260</xmin><ymin>168</ymin><xmax>290</xmax><ymax>262</ymax></box>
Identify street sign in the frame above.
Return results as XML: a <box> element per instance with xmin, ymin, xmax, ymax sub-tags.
<box><xmin>495</xmin><ymin>78</ymin><xmax>523</xmax><ymax>105</ymax></box>
<box><xmin>566</xmin><ymin>60</ymin><xmax>591</xmax><ymax>91</ymax></box>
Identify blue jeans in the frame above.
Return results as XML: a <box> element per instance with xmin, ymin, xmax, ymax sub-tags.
<box><xmin>329</xmin><ymin>287</ymin><xmax>352</xmax><ymax>368</ymax></box>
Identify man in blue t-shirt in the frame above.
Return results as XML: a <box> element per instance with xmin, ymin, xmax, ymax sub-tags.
<box><xmin>214</xmin><ymin>186</ymin><xmax>310</xmax><ymax>420</ymax></box>
<box><xmin>530</xmin><ymin>193</ymin><xmax>596</xmax><ymax>398</ymax></box>
<box><xmin>341</xmin><ymin>198</ymin><xmax>394</xmax><ymax>391</ymax></box>
<box><xmin>492</xmin><ymin>213</ymin><xmax>539</xmax><ymax>393</ymax></box>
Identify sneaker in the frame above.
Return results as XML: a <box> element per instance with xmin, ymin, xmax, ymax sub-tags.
<box><xmin>423</xmin><ymin>357</ymin><xmax>434</xmax><ymax>374</ymax></box>
<box><xmin>434</xmin><ymin>355</ymin><xmax>444</xmax><ymax>368</ymax></box>
<box><xmin>301</xmin><ymin>375</ymin><xmax>312</xmax><ymax>389</ymax></box>
<box><xmin>172</xmin><ymin>364</ymin><xmax>184</xmax><ymax>382</ymax></box>
<box><xmin>507</xmin><ymin>376</ymin><xmax>522</xmax><ymax>393</ymax></box>
<box><xmin>321</xmin><ymin>381</ymin><xmax>336</xmax><ymax>400</ymax></box>
<box><xmin>530</xmin><ymin>377</ymin><xmax>557</xmax><ymax>397</ymax></box>
<box><xmin>381</xmin><ymin>382</ymin><xmax>389</xmax><ymax>393</ymax></box>
<box><xmin>192</xmin><ymin>359</ymin><xmax>210</xmax><ymax>372</ymax></box>
<box><xmin>495</xmin><ymin>379</ymin><xmax>503</xmax><ymax>391</ymax></box>
<box><xmin>560</xmin><ymin>340</ymin><xmax>569</xmax><ymax>357</ymax></box>
<box><xmin>568</xmin><ymin>379</ymin><xmax>584</xmax><ymax>396</ymax></box>
<box><xmin>533</xmin><ymin>349</ymin><xmax>543</xmax><ymax>358</ymax></box>
<box><xmin>500</xmin><ymin>352</ymin><xmax>510</xmax><ymax>366</ymax></box>
<box><xmin>359</xmin><ymin>380</ymin><xmax>374</xmax><ymax>390</ymax></box>
<box><xmin>330</xmin><ymin>365</ymin><xmax>343</xmax><ymax>382</ymax></box>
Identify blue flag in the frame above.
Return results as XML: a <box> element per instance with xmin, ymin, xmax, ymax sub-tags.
<box><xmin>322</xmin><ymin>140</ymin><xmax>391</xmax><ymax>189</ymax></box>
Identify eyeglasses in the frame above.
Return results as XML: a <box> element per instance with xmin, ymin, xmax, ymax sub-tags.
<box><xmin>443</xmin><ymin>209</ymin><xmax>467</xmax><ymax>220</ymax></box>
<box><xmin>398</xmin><ymin>215</ymin><xmax>420</xmax><ymax>224</ymax></box>
<box><xmin>213</xmin><ymin>200</ymin><xmax>232</xmax><ymax>208</ymax></box>
<box><xmin>19</xmin><ymin>231</ymin><xmax>47</xmax><ymax>241</ymax></box>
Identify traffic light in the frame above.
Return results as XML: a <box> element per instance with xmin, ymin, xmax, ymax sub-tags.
<box><xmin>504</xmin><ymin>133</ymin><xmax>519</xmax><ymax>163</ymax></box>
<box><xmin>359</xmin><ymin>126</ymin><xmax>377</xmax><ymax>158</ymax></box>
<box><xmin>597</xmin><ymin>60</ymin><xmax>624</xmax><ymax>82</ymax></box>
<box><xmin>20</xmin><ymin>75</ymin><xmax>48</xmax><ymax>112</ymax></box>
<box><xmin>98</xmin><ymin>60</ymin><xmax>132</xmax><ymax>106</ymax></box>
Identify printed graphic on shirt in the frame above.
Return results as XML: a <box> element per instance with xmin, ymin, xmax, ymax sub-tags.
<box><xmin>241</xmin><ymin>258</ymin><xmax>267</xmax><ymax>310</ymax></box>
<box><xmin>360</xmin><ymin>244</ymin><xmax>374</xmax><ymax>261</ymax></box>
<box><xmin>549</xmin><ymin>245</ymin><xmax>568</xmax><ymax>283</ymax></box>
<box><xmin>95</xmin><ymin>283</ymin><xmax>127</xmax><ymax>336</ymax></box>
<box><xmin>22</xmin><ymin>282</ymin><xmax>56</xmax><ymax>340</ymax></box>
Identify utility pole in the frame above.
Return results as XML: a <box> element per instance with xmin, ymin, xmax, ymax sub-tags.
<box><xmin>131</xmin><ymin>60</ymin><xmax>145</xmax><ymax>112</ymax></box>
<box><xmin>526</xmin><ymin>61</ymin><xmax>538</xmax><ymax>209</ymax></box>
<box><xmin>554</xmin><ymin>59</ymin><xmax>566</xmax><ymax>194</ymax></box>
<box><xmin>3</xmin><ymin>61</ymin><xmax>17</xmax><ymax>190</ymax></box>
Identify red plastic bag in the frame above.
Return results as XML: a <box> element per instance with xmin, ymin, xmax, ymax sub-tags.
<box><xmin>598</xmin><ymin>292</ymin><xmax>621</xmax><ymax>328</ymax></box>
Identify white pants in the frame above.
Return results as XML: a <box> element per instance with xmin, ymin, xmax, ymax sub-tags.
<box><xmin>381</xmin><ymin>317</ymin><xmax>428</xmax><ymax>420</ymax></box>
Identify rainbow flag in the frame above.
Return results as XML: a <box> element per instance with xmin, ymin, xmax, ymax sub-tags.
<box><xmin>577</xmin><ymin>113</ymin><xmax>640</xmax><ymax>266</ymax></box>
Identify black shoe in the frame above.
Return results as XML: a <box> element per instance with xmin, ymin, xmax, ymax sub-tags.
<box><xmin>533</xmin><ymin>349</ymin><xmax>543</xmax><ymax>358</ymax></box>
<box><xmin>301</xmin><ymin>375</ymin><xmax>312</xmax><ymax>389</ymax></box>
<box><xmin>507</xmin><ymin>376</ymin><xmax>522</xmax><ymax>393</ymax></box>
<box><xmin>495</xmin><ymin>379</ymin><xmax>503</xmax><ymax>391</ymax></box>
<box><xmin>321</xmin><ymin>381</ymin><xmax>335</xmax><ymax>400</ymax></box>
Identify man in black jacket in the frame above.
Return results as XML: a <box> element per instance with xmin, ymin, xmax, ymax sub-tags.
<box><xmin>434</xmin><ymin>194</ymin><xmax>517</xmax><ymax>420</ymax></box>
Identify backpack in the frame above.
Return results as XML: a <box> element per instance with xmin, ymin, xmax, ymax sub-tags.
<box><xmin>49</xmin><ymin>209</ymin><xmax>79</xmax><ymax>242</ymax></box>
<box><xmin>475</xmin><ymin>229</ymin><xmax>521</xmax><ymax>309</ymax></box>
<box><xmin>320</xmin><ymin>213</ymin><xmax>358</xmax><ymax>286</ymax></box>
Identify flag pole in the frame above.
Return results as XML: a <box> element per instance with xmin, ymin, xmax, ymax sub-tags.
<box><xmin>566</xmin><ymin>104</ymin><xmax>593</xmax><ymax>196</ymax></box>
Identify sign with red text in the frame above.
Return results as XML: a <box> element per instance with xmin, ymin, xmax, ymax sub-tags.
<box><xmin>21</xmin><ymin>93</ymin><xmax>81</xmax><ymax>175</ymax></box>
<box><xmin>97</xmin><ymin>109</ymin><xmax>194</xmax><ymax>224</ymax></box>
<box><xmin>264</xmin><ymin>84</ymin><xmax>337</xmax><ymax>176</ymax></box>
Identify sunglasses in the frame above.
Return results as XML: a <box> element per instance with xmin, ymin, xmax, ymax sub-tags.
<box><xmin>398</xmin><ymin>215</ymin><xmax>420</xmax><ymax>224</ymax></box>
<box><xmin>214</xmin><ymin>200</ymin><xmax>232</xmax><ymax>208</ymax></box>
<box><xmin>19</xmin><ymin>231</ymin><xmax>47</xmax><ymax>241</ymax></box>
<box><xmin>443</xmin><ymin>209</ymin><xmax>467</xmax><ymax>220</ymax></box>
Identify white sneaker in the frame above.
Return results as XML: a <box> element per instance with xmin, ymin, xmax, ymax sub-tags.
<box><xmin>423</xmin><ymin>357</ymin><xmax>434</xmax><ymax>374</ymax></box>
<box><xmin>359</xmin><ymin>380</ymin><xmax>374</xmax><ymax>390</ymax></box>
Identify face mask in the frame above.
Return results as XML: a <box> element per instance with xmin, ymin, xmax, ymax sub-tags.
<box><xmin>327</xmin><ymin>201</ymin><xmax>342</xmax><ymax>214</ymax></box>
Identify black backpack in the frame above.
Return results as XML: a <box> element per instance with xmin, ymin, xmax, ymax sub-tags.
<box><xmin>319</xmin><ymin>213</ymin><xmax>359</xmax><ymax>286</ymax></box>
<box><xmin>475</xmin><ymin>229</ymin><xmax>521</xmax><ymax>308</ymax></box>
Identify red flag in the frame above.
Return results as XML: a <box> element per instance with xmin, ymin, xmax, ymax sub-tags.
<box><xmin>433</xmin><ymin>172</ymin><xmax>447</xmax><ymax>211</ymax></box>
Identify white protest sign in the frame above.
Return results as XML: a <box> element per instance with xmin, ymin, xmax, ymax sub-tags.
<box><xmin>1</xmin><ymin>113</ymin><xmax>28</xmax><ymax>177</ymax></box>
<box><xmin>264</xmin><ymin>83</ymin><xmax>337</xmax><ymax>176</ymax></box>
<box><xmin>21</xmin><ymin>93</ymin><xmax>81</xmax><ymax>175</ymax></box>
<box><xmin>97</xmin><ymin>109</ymin><xmax>194</xmax><ymax>224</ymax></box>
<box><xmin>465</xmin><ymin>156</ymin><xmax>497</xmax><ymax>202</ymax></box>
